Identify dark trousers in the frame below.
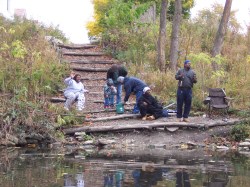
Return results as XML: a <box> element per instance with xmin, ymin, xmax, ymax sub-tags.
<box><xmin>177</xmin><ymin>88</ymin><xmax>192</xmax><ymax>118</ymax></box>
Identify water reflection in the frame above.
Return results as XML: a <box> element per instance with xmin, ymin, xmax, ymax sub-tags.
<box><xmin>104</xmin><ymin>173</ymin><xmax>113</xmax><ymax>187</ymax></box>
<box><xmin>103</xmin><ymin>171</ymin><xmax>125</xmax><ymax>187</ymax></box>
<box><xmin>203</xmin><ymin>172</ymin><xmax>228</xmax><ymax>187</ymax></box>
<box><xmin>0</xmin><ymin>148</ymin><xmax>249</xmax><ymax>187</ymax></box>
<box><xmin>176</xmin><ymin>169</ymin><xmax>191</xmax><ymax>187</ymax></box>
<box><xmin>64</xmin><ymin>173</ymin><xmax>84</xmax><ymax>187</ymax></box>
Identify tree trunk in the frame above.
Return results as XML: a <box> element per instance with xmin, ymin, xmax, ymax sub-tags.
<box><xmin>157</xmin><ymin>0</ymin><xmax>168</xmax><ymax>72</ymax></box>
<box><xmin>169</xmin><ymin>0</ymin><xmax>182</xmax><ymax>71</ymax></box>
<box><xmin>211</xmin><ymin>0</ymin><xmax>232</xmax><ymax>71</ymax></box>
<box><xmin>63</xmin><ymin>118</ymin><xmax>241</xmax><ymax>134</ymax></box>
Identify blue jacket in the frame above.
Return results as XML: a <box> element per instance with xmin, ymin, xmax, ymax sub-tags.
<box><xmin>123</xmin><ymin>77</ymin><xmax>147</xmax><ymax>102</ymax></box>
<box><xmin>104</xmin><ymin>84</ymin><xmax>117</xmax><ymax>97</ymax></box>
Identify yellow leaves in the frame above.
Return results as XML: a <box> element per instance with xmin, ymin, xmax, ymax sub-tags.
<box><xmin>31</xmin><ymin>51</ymin><xmax>42</xmax><ymax>61</ymax></box>
<box><xmin>0</xmin><ymin>26</ymin><xmax>7</xmax><ymax>33</ymax></box>
<box><xmin>93</xmin><ymin>0</ymin><xmax>109</xmax><ymax>5</ymax></box>
<box><xmin>11</xmin><ymin>40</ymin><xmax>27</xmax><ymax>59</ymax></box>
<box><xmin>211</xmin><ymin>70</ymin><xmax>226</xmax><ymax>79</ymax></box>
<box><xmin>87</xmin><ymin>0</ymin><xmax>111</xmax><ymax>36</ymax></box>
<box><xmin>86</xmin><ymin>21</ymin><xmax>103</xmax><ymax>36</ymax></box>
<box><xmin>56</xmin><ymin>115</ymin><xmax>66</xmax><ymax>126</ymax></box>
<box><xmin>247</xmin><ymin>55</ymin><xmax>250</xmax><ymax>63</ymax></box>
<box><xmin>182</xmin><ymin>0</ymin><xmax>194</xmax><ymax>9</ymax></box>
<box><xmin>8</xmin><ymin>28</ymin><xmax>15</xmax><ymax>34</ymax></box>
<box><xmin>0</xmin><ymin>42</ymin><xmax>10</xmax><ymax>51</ymax></box>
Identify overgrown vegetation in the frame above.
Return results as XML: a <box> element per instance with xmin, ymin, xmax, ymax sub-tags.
<box><xmin>230</xmin><ymin>122</ymin><xmax>250</xmax><ymax>142</ymax></box>
<box><xmin>0</xmin><ymin>16</ymin><xmax>69</xmax><ymax>141</ymax></box>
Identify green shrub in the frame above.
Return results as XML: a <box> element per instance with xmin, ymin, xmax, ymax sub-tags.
<box><xmin>230</xmin><ymin>123</ymin><xmax>250</xmax><ymax>142</ymax></box>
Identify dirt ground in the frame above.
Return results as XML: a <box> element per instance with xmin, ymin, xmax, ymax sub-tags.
<box><xmin>84</xmin><ymin>115</ymin><xmax>237</xmax><ymax>148</ymax></box>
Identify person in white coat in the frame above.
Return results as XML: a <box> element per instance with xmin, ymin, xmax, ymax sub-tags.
<box><xmin>64</xmin><ymin>72</ymin><xmax>88</xmax><ymax>111</ymax></box>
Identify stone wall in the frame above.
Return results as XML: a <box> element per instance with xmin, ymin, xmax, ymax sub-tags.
<box><xmin>138</xmin><ymin>3</ymin><xmax>156</xmax><ymax>24</ymax></box>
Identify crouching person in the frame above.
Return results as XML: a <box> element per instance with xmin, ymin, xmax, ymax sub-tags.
<box><xmin>104</xmin><ymin>78</ymin><xmax>117</xmax><ymax>109</ymax></box>
<box><xmin>64</xmin><ymin>72</ymin><xmax>89</xmax><ymax>111</ymax></box>
<box><xmin>138</xmin><ymin>87</ymin><xmax>168</xmax><ymax>120</ymax></box>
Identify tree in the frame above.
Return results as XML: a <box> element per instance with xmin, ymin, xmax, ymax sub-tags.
<box><xmin>211</xmin><ymin>0</ymin><xmax>232</xmax><ymax>71</ymax></box>
<box><xmin>169</xmin><ymin>0</ymin><xmax>182</xmax><ymax>70</ymax></box>
<box><xmin>167</xmin><ymin>0</ymin><xmax>194</xmax><ymax>20</ymax></box>
<box><xmin>157</xmin><ymin>0</ymin><xmax>168</xmax><ymax>71</ymax></box>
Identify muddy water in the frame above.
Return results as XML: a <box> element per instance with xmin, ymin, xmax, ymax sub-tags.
<box><xmin>0</xmin><ymin>147</ymin><xmax>249</xmax><ymax>187</ymax></box>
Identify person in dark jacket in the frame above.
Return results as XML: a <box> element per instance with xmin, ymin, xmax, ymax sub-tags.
<box><xmin>107</xmin><ymin>64</ymin><xmax>128</xmax><ymax>104</ymax></box>
<box><xmin>138</xmin><ymin>87</ymin><xmax>168</xmax><ymax>120</ymax></box>
<box><xmin>175</xmin><ymin>60</ymin><xmax>197</xmax><ymax>122</ymax></box>
<box><xmin>117</xmin><ymin>76</ymin><xmax>147</xmax><ymax>114</ymax></box>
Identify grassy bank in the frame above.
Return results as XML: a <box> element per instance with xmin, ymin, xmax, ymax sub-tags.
<box><xmin>0</xmin><ymin>16</ymin><xmax>69</xmax><ymax>143</ymax></box>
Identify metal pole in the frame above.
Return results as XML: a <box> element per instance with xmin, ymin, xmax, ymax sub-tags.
<box><xmin>7</xmin><ymin>0</ymin><xmax>9</xmax><ymax>11</ymax></box>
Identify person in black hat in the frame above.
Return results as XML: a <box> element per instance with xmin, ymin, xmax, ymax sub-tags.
<box><xmin>175</xmin><ymin>60</ymin><xmax>197</xmax><ymax>122</ymax></box>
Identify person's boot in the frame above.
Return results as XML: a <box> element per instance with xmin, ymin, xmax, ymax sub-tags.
<box><xmin>177</xmin><ymin>118</ymin><xmax>182</xmax><ymax>122</ymax></box>
<box><xmin>147</xmin><ymin>115</ymin><xmax>155</xmax><ymax>120</ymax></box>
<box><xmin>183</xmin><ymin>118</ymin><xmax>189</xmax><ymax>122</ymax></box>
<box><xmin>142</xmin><ymin>116</ymin><xmax>147</xmax><ymax>120</ymax></box>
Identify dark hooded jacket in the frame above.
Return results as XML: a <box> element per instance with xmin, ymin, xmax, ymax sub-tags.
<box><xmin>138</xmin><ymin>92</ymin><xmax>163</xmax><ymax>119</ymax></box>
<box><xmin>107</xmin><ymin>65</ymin><xmax>128</xmax><ymax>85</ymax></box>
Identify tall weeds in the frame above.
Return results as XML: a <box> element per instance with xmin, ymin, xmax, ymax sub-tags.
<box><xmin>0</xmin><ymin>16</ymin><xmax>69</xmax><ymax>138</ymax></box>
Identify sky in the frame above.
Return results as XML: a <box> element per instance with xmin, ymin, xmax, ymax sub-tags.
<box><xmin>191</xmin><ymin>0</ymin><xmax>250</xmax><ymax>31</ymax></box>
<box><xmin>0</xmin><ymin>0</ymin><xmax>94</xmax><ymax>44</ymax></box>
<box><xmin>0</xmin><ymin>0</ymin><xmax>249</xmax><ymax>44</ymax></box>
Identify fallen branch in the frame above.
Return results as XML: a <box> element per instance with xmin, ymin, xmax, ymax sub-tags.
<box><xmin>50</xmin><ymin>97</ymin><xmax>66</xmax><ymax>103</ymax></box>
<box><xmin>85</xmin><ymin>114</ymin><xmax>141</xmax><ymax>122</ymax></box>
<box><xmin>63</xmin><ymin>118</ymin><xmax>241</xmax><ymax>134</ymax></box>
<box><xmin>92</xmin><ymin>100</ymin><xmax>104</xmax><ymax>103</ymax></box>
<box><xmin>82</xmin><ymin>108</ymin><xmax>133</xmax><ymax>114</ymax></box>
<box><xmin>84</xmin><ymin>112</ymin><xmax>176</xmax><ymax>121</ymax></box>
<box><xmin>50</xmin><ymin>97</ymin><xmax>105</xmax><ymax>103</ymax></box>
<box><xmin>206</xmin><ymin>118</ymin><xmax>246</xmax><ymax>128</ymax></box>
<box><xmin>72</xmin><ymin>67</ymin><xmax>108</xmax><ymax>72</ymax></box>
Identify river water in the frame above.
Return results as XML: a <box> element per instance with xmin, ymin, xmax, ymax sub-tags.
<box><xmin>0</xmin><ymin>147</ymin><xmax>249</xmax><ymax>187</ymax></box>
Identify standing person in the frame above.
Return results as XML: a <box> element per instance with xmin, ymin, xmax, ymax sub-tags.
<box><xmin>138</xmin><ymin>87</ymin><xmax>168</xmax><ymax>120</ymax></box>
<box><xmin>117</xmin><ymin>76</ymin><xmax>147</xmax><ymax>114</ymax></box>
<box><xmin>104</xmin><ymin>78</ymin><xmax>117</xmax><ymax>109</ymax></box>
<box><xmin>107</xmin><ymin>64</ymin><xmax>128</xmax><ymax>104</ymax></box>
<box><xmin>64</xmin><ymin>72</ymin><xmax>89</xmax><ymax>111</ymax></box>
<box><xmin>175</xmin><ymin>60</ymin><xmax>197</xmax><ymax>122</ymax></box>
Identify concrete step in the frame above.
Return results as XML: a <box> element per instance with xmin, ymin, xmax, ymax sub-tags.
<box><xmin>62</xmin><ymin>52</ymin><xmax>105</xmax><ymax>56</ymax></box>
<box><xmin>58</xmin><ymin>44</ymin><xmax>96</xmax><ymax>49</ymax></box>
